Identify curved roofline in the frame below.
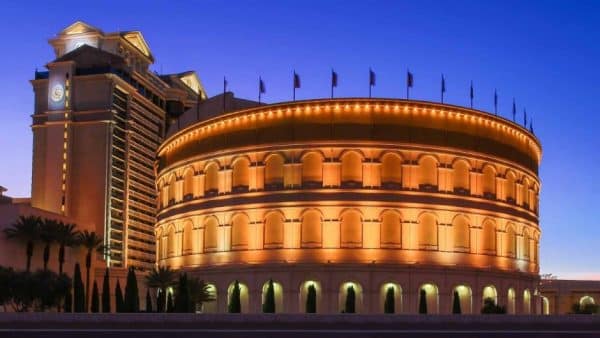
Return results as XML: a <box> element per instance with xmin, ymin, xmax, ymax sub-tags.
<box><xmin>158</xmin><ymin>97</ymin><xmax>541</xmax><ymax>160</ymax></box>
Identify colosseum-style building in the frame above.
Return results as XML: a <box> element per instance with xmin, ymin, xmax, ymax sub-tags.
<box><xmin>155</xmin><ymin>97</ymin><xmax>541</xmax><ymax>315</ymax></box>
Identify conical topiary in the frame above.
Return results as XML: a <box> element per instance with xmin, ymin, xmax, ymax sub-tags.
<box><xmin>64</xmin><ymin>289</ymin><xmax>72</xmax><ymax>313</ymax></box>
<box><xmin>146</xmin><ymin>289</ymin><xmax>153</xmax><ymax>312</ymax></box>
<box><xmin>73</xmin><ymin>263</ymin><xmax>85</xmax><ymax>312</ymax></box>
<box><xmin>384</xmin><ymin>286</ymin><xmax>395</xmax><ymax>314</ymax></box>
<box><xmin>91</xmin><ymin>280</ymin><xmax>100</xmax><ymax>313</ymax></box>
<box><xmin>166</xmin><ymin>292</ymin><xmax>174</xmax><ymax>313</ymax></box>
<box><xmin>124</xmin><ymin>267</ymin><xmax>139</xmax><ymax>312</ymax></box>
<box><xmin>115</xmin><ymin>280</ymin><xmax>124</xmax><ymax>313</ymax></box>
<box><xmin>156</xmin><ymin>289</ymin><xmax>165</xmax><ymax>313</ymax></box>
<box><xmin>306</xmin><ymin>284</ymin><xmax>317</xmax><ymax>313</ymax></box>
<box><xmin>344</xmin><ymin>285</ymin><xmax>356</xmax><ymax>313</ymax></box>
<box><xmin>101</xmin><ymin>268</ymin><xmax>110</xmax><ymax>313</ymax></box>
<box><xmin>228</xmin><ymin>280</ymin><xmax>241</xmax><ymax>313</ymax></box>
<box><xmin>419</xmin><ymin>288</ymin><xmax>428</xmax><ymax>314</ymax></box>
<box><xmin>262</xmin><ymin>279</ymin><xmax>276</xmax><ymax>313</ymax></box>
<box><xmin>452</xmin><ymin>290</ymin><xmax>462</xmax><ymax>314</ymax></box>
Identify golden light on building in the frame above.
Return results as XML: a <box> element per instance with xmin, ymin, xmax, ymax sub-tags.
<box><xmin>155</xmin><ymin>97</ymin><xmax>541</xmax><ymax>314</ymax></box>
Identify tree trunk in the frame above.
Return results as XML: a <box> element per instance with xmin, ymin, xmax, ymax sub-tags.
<box><xmin>59</xmin><ymin>245</ymin><xmax>65</xmax><ymax>275</ymax></box>
<box><xmin>85</xmin><ymin>251</ymin><xmax>91</xmax><ymax>312</ymax></box>
<box><xmin>43</xmin><ymin>244</ymin><xmax>50</xmax><ymax>271</ymax></box>
<box><xmin>26</xmin><ymin>241</ymin><xmax>33</xmax><ymax>273</ymax></box>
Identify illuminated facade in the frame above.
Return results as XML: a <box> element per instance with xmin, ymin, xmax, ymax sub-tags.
<box><xmin>30</xmin><ymin>21</ymin><xmax>206</xmax><ymax>270</ymax></box>
<box><xmin>156</xmin><ymin>98</ymin><xmax>542</xmax><ymax>314</ymax></box>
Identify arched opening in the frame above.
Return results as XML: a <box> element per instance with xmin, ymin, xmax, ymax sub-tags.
<box><xmin>231</xmin><ymin>213</ymin><xmax>249</xmax><ymax>250</ymax></box>
<box><xmin>168</xmin><ymin>174</ymin><xmax>177</xmax><ymax>205</ymax></box>
<box><xmin>453</xmin><ymin>160</ymin><xmax>470</xmax><ymax>193</ymax></box>
<box><xmin>155</xmin><ymin>229</ymin><xmax>163</xmax><ymax>260</ymax></box>
<box><xmin>523</xmin><ymin>289</ymin><xmax>531</xmax><ymax>314</ymax></box>
<box><xmin>452</xmin><ymin>215</ymin><xmax>470</xmax><ymax>252</ymax></box>
<box><xmin>167</xmin><ymin>225</ymin><xmax>176</xmax><ymax>257</ymax></box>
<box><xmin>232</xmin><ymin>157</ymin><xmax>250</xmax><ymax>192</ymax></box>
<box><xmin>380</xmin><ymin>282</ymin><xmax>402</xmax><ymax>314</ymax></box>
<box><xmin>339</xmin><ymin>282</ymin><xmax>363</xmax><ymax>313</ymax></box>
<box><xmin>380</xmin><ymin>153</ymin><xmax>402</xmax><ymax>189</ymax></box>
<box><xmin>203</xmin><ymin>217</ymin><xmax>219</xmax><ymax>252</ymax></box>
<box><xmin>482</xmin><ymin>165</ymin><xmax>496</xmax><ymax>198</ymax></box>
<box><xmin>264</xmin><ymin>154</ymin><xmax>284</xmax><ymax>190</ymax></box>
<box><xmin>481</xmin><ymin>219</ymin><xmax>496</xmax><ymax>254</ymax></box>
<box><xmin>301</xmin><ymin>152</ymin><xmax>323</xmax><ymax>188</ymax></box>
<box><xmin>580</xmin><ymin>295</ymin><xmax>595</xmax><ymax>307</ymax></box>
<box><xmin>340</xmin><ymin>209</ymin><xmax>362</xmax><ymax>248</ymax></box>
<box><xmin>182</xmin><ymin>168</ymin><xmax>194</xmax><ymax>200</ymax></box>
<box><xmin>340</xmin><ymin>151</ymin><xmax>363</xmax><ymax>188</ymax></box>
<box><xmin>264</xmin><ymin>211</ymin><xmax>284</xmax><ymax>249</ymax></box>
<box><xmin>482</xmin><ymin>285</ymin><xmax>498</xmax><ymax>305</ymax></box>
<box><xmin>522</xmin><ymin>229</ymin><xmax>531</xmax><ymax>260</ymax></box>
<box><xmin>418</xmin><ymin>156</ymin><xmax>438</xmax><ymax>190</ymax></box>
<box><xmin>299</xmin><ymin>280</ymin><xmax>322</xmax><ymax>313</ymax></box>
<box><xmin>522</xmin><ymin>177</ymin><xmax>531</xmax><ymax>208</ymax></box>
<box><xmin>505</xmin><ymin>170</ymin><xmax>516</xmax><ymax>203</ymax></box>
<box><xmin>505</xmin><ymin>224</ymin><xmax>516</xmax><ymax>257</ymax></box>
<box><xmin>380</xmin><ymin>210</ymin><xmax>402</xmax><ymax>248</ymax></box>
<box><xmin>419</xmin><ymin>283</ymin><xmax>439</xmax><ymax>314</ymax></box>
<box><xmin>204</xmin><ymin>162</ymin><xmax>219</xmax><ymax>196</ymax></box>
<box><xmin>161</xmin><ymin>231</ymin><xmax>168</xmax><ymax>259</ymax></box>
<box><xmin>301</xmin><ymin>209</ymin><xmax>322</xmax><ymax>248</ymax></box>
<box><xmin>507</xmin><ymin>288</ymin><xmax>516</xmax><ymax>314</ymax></box>
<box><xmin>418</xmin><ymin>213</ymin><xmax>438</xmax><ymax>250</ymax></box>
<box><xmin>542</xmin><ymin>296</ymin><xmax>550</xmax><ymax>315</ymax></box>
<box><xmin>453</xmin><ymin>285</ymin><xmax>473</xmax><ymax>314</ymax></box>
<box><xmin>261</xmin><ymin>280</ymin><xmax>284</xmax><ymax>313</ymax></box>
<box><xmin>227</xmin><ymin>281</ymin><xmax>249</xmax><ymax>313</ymax></box>
<box><xmin>200</xmin><ymin>284</ymin><xmax>218</xmax><ymax>313</ymax></box>
<box><xmin>182</xmin><ymin>220</ymin><xmax>194</xmax><ymax>254</ymax></box>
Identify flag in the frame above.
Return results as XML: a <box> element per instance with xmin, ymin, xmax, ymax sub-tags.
<box><xmin>524</xmin><ymin>108</ymin><xmax>527</xmax><ymax>126</ymax></box>
<box><xmin>293</xmin><ymin>71</ymin><xmax>301</xmax><ymax>89</ymax></box>
<box><xmin>331</xmin><ymin>69</ymin><xmax>338</xmax><ymax>88</ymax></box>
<box><xmin>530</xmin><ymin>120</ymin><xmax>534</xmax><ymax>134</ymax></box>
<box><xmin>369</xmin><ymin>68</ymin><xmax>376</xmax><ymax>87</ymax></box>
<box><xmin>407</xmin><ymin>71</ymin><xmax>414</xmax><ymax>88</ymax></box>
<box><xmin>441</xmin><ymin>74</ymin><xmax>446</xmax><ymax>93</ymax></box>
<box><xmin>470</xmin><ymin>81</ymin><xmax>474</xmax><ymax>100</ymax></box>
<box><xmin>512</xmin><ymin>99</ymin><xmax>516</xmax><ymax>121</ymax></box>
<box><xmin>259</xmin><ymin>77</ymin><xmax>266</xmax><ymax>94</ymax></box>
<box><xmin>223</xmin><ymin>77</ymin><xmax>228</xmax><ymax>92</ymax></box>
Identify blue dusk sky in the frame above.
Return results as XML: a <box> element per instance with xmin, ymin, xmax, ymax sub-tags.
<box><xmin>0</xmin><ymin>1</ymin><xmax>598</xmax><ymax>278</ymax></box>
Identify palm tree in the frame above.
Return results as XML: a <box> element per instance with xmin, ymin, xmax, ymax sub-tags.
<box><xmin>4</xmin><ymin>215</ymin><xmax>41</xmax><ymax>272</ymax></box>
<box><xmin>77</xmin><ymin>230</ymin><xmax>103</xmax><ymax>312</ymax></box>
<box><xmin>40</xmin><ymin>219</ymin><xmax>59</xmax><ymax>271</ymax></box>
<box><xmin>55</xmin><ymin>222</ymin><xmax>79</xmax><ymax>275</ymax></box>
<box><xmin>145</xmin><ymin>266</ymin><xmax>177</xmax><ymax>312</ymax></box>
<box><xmin>188</xmin><ymin>277</ymin><xmax>216</xmax><ymax>312</ymax></box>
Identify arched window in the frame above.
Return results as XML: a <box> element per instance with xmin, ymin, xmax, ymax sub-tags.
<box><xmin>204</xmin><ymin>162</ymin><xmax>219</xmax><ymax>195</ymax></box>
<box><xmin>232</xmin><ymin>157</ymin><xmax>250</xmax><ymax>192</ymax></box>
<box><xmin>482</xmin><ymin>219</ymin><xmax>496</xmax><ymax>253</ymax></box>
<box><xmin>168</xmin><ymin>174</ymin><xmax>177</xmax><ymax>204</ymax></box>
<box><xmin>264</xmin><ymin>211</ymin><xmax>284</xmax><ymax>249</ymax></box>
<box><xmin>155</xmin><ymin>229</ymin><xmax>162</xmax><ymax>260</ymax></box>
<box><xmin>419</xmin><ymin>283</ymin><xmax>440</xmax><ymax>314</ymax></box>
<box><xmin>418</xmin><ymin>213</ymin><xmax>438</xmax><ymax>249</ymax></box>
<box><xmin>339</xmin><ymin>282</ymin><xmax>364</xmax><ymax>313</ymax></box>
<box><xmin>300</xmin><ymin>281</ymin><xmax>322</xmax><ymax>313</ymax></box>
<box><xmin>231</xmin><ymin>214</ymin><xmax>249</xmax><ymax>250</ymax></box>
<box><xmin>505</xmin><ymin>171</ymin><xmax>516</xmax><ymax>203</ymax></box>
<box><xmin>380</xmin><ymin>153</ymin><xmax>402</xmax><ymax>188</ymax></box>
<box><xmin>340</xmin><ymin>210</ymin><xmax>362</xmax><ymax>248</ymax></box>
<box><xmin>183</xmin><ymin>220</ymin><xmax>194</xmax><ymax>254</ymax></box>
<box><xmin>340</xmin><ymin>151</ymin><xmax>363</xmax><ymax>187</ymax></box>
<box><xmin>183</xmin><ymin>168</ymin><xmax>194</xmax><ymax>200</ymax></box>
<box><xmin>505</xmin><ymin>224</ymin><xmax>516</xmax><ymax>257</ymax></box>
<box><xmin>580</xmin><ymin>296</ymin><xmax>595</xmax><ymax>307</ymax></box>
<box><xmin>453</xmin><ymin>160</ymin><xmax>470</xmax><ymax>193</ymax></box>
<box><xmin>302</xmin><ymin>152</ymin><xmax>323</xmax><ymax>187</ymax></box>
<box><xmin>482</xmin><ymin>165</ymin><xmax>496</xmax><ymax>198</ymax></box>
<box><xmin>418</xmin><ymin>156</ymin><xmax>438</xmax><ymax>189</ymax></box>
<box><xmin>380</xmin><ymin>283</ymin><xmax>403</xmax><ymax>314</ymax></box>
<box><xmin>453</xmin><ymin>285</ymin><xmax>473</xmax><ymax>314</ymax></box>
<box><xmin>523</xmin><ymin>289</ymin><xmax>531</xmax><ymax>314</ymax></box>
<box><xmin>301</xmin><ymin>209</ymin><xmax>322</xmax><ymax>248</ymax></box>
<box><xmin>167</xmin><ymin>225</ymin><xmax>176</xmax><ymax>257</ymax></box>
<box><xmin>261</xmin><ymin>280</ymin><xmax>284</xmax><ymax>313</ymax></box>
<box><xmin>264</xmin><ymin>154</ymin><xmax>284</xmax><ymax>189</ymax></box>
<box><xmin>522</xmin><ymin>177</ymin><xmax>530</xmax><ymax>208</ymax></box>
<box><xmin>452</xmin><ymin>215</ymin><xmax>470</xmax><ymax>251</ymax></box>
<box><xmin>227</xmin><ymin>281</ymin><xmax>249</xmax><ymax>313</ymax></box>
<box><xmin>380</xmin><ymin>210</ymin><xmax>402</xmax><ymax>248</ymax></box>
<box><xmin>522</xmin><ymin>229</ymin><xmax>531</xmax><ymax>260</ymax></box>
<box><xmin>203</xmin><ymin>217</ymin><xmax>219</xmax><ymax>252</ymax></box>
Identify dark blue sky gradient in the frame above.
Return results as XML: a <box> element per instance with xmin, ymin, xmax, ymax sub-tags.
<box><xmin>1</xmin><ymin>0</ymin><xmax>598</xmax><ymax>278</ymax></box>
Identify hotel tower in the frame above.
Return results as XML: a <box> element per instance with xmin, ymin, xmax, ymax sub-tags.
<box><xmin>29</xmin><ymin>21</ymin><xmax>206</xmax><ymax>269</ymax></box>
